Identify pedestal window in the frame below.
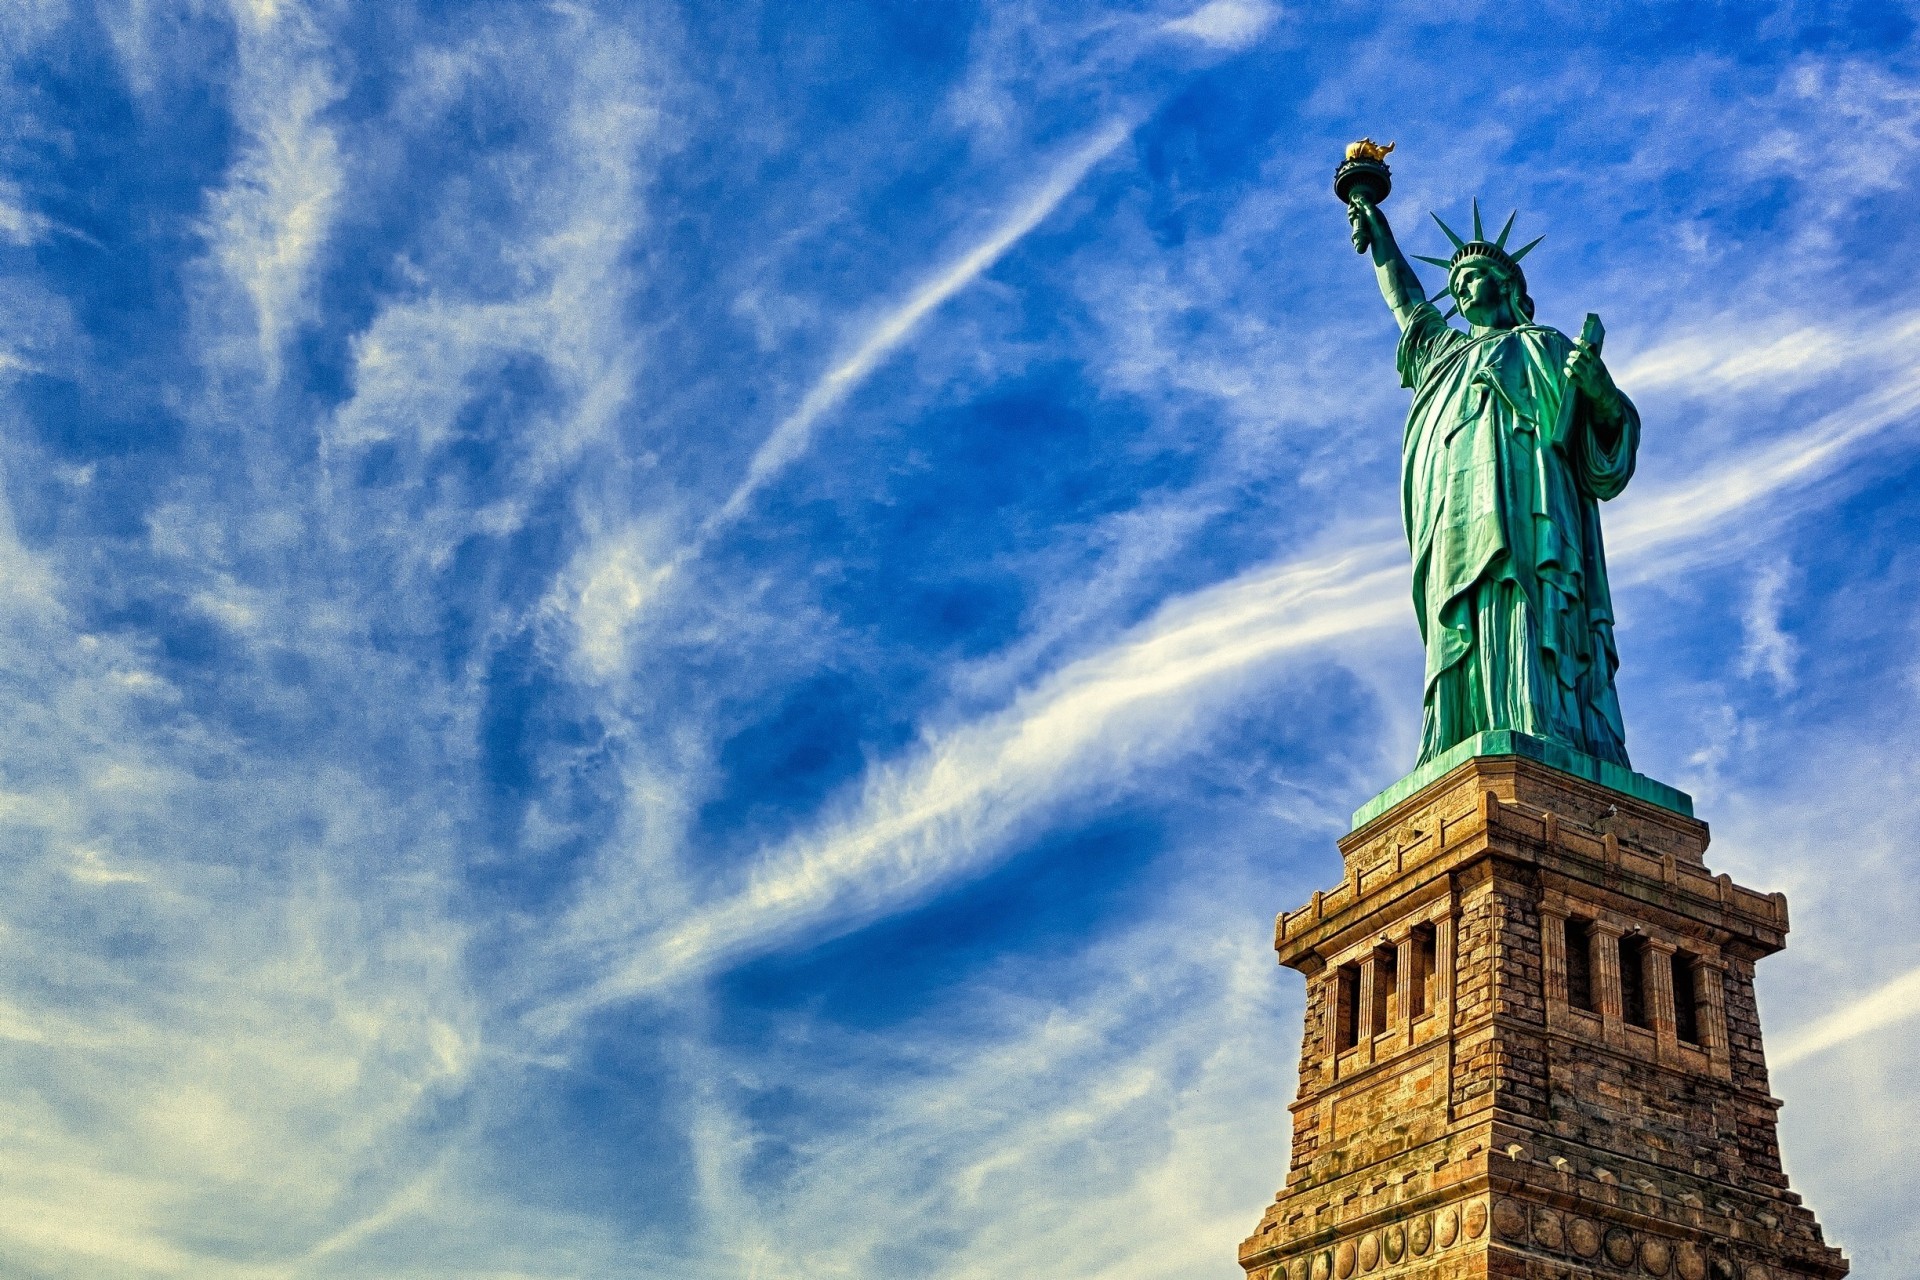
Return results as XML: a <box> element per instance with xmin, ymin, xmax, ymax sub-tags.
<box><xmin>1369</xmin><ymin>946</ymin><xmax>1398</xmax><ymax>1037</ymax></box>
<box><xmin>1409</xmin><ymin>923</ymin><xmax>1436</xmax><ymax>1019</ymax></box>
<box><xmin>1672</xmin><ymin>951</ymin><xmax>1701</xmax><ymax>1046</ymax></box>
<box><xmin>1620</xmin><ymin>934</ymin><xmax>1651</xmax><ymax>1030</ymax></box>
<box><xmin>1334</xmin><ymin>964</ymin><xmax>1360</xmax><ymax>1052</ymax></box>
<box><xmin>1564</xmin><ymin>917</ymin><xmax>1595</xmax><ymax>1013</ymax></box>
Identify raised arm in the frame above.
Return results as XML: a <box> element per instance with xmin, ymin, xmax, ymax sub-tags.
<box><xmin>1348</xmin><ymin>195</ymin><xmax>1427</xmax><ymax>330</ymax></box>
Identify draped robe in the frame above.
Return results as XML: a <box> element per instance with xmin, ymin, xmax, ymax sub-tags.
<box><xmin>1395</xmin><ymin>301</ymin><xmax>1638</xmax><ymax>767</ymax></box>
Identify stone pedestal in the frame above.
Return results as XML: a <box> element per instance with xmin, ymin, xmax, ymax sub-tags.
<box><xmin>1239</xmin><ymin>750</ymin><xmax>1846</xmax><ymax>1280</ymax></box>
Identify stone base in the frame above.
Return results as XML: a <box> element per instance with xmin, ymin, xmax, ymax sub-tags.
<box><xmin>1351</xmin><ymin>732</ymin><xmax>1694</xmax><ymax>831</ymax></box>
<box><xmin>1241</xmin><ymin>1132</ymin><xmax>1841</xmax><ymax>1280</ymax></box>
<box><xmin>1243</xmin><ymin>751</ymin><xmax>1845</xmax><ymax>1280</ymax></box>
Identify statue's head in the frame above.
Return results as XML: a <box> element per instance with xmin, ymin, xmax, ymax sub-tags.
<box><xmin>1416</xmin><ymin>203</ymin><xmax>1544</xmax><ymax>330</ymax></box>
<box><xmin>1448</xmin><ymin>243</ymin><xmax>1534</xmax><ymax>328</ymax></box>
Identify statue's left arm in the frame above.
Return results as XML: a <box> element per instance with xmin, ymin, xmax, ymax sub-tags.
<box><xmin>1564</xmin><ymin>340</ymin><xmax>1631</xmax><ymax>445</ymax></box>
<box><xmin>1562</xmin><ymin>339</ymin><xmax>1638</xmax><ymax>499</ymax></box>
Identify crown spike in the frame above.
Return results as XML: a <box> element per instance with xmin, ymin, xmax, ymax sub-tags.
<box><xmin>1413</xmin><ymin>254</ymin><xmax>1455</xmax><ymax>270</ymax></box>
<box><xmin>1495</xmin><ymin>209</ymin><xmax>1518</xmax><ymax>249</ymax></box>
<box><xmin>1441</xmin><ymin>305</ymin><xmax>1460</xmax><ymax>322</ymax></box>
<box><xmin>1510</xmin><ymin>233</ymin><xmax>1546</xmax><ymax>263</ymax></box>
<box><xmin>1472</xmin><ymin>199</ymin><xmax>1485</xmax><ymax>241</ymax></box>
<box><xmin>1430</xmin><ymin>211</ymin><xmax>1467</xmax><ymax>251</ymax></box>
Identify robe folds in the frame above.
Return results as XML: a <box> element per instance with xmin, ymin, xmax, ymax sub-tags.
<box><xmin>1395</xmin><ymin>301</ymin><xmax>1638</xmax><ymax>768</ymax></box>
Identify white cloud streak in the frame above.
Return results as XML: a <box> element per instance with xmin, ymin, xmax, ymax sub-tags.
<box><xmin>557</xmin><ymin>117</ymin><xmax>1137</xmax><ymax>676</ymax></box>
<box><xmin>202</xmin><ymin>1</ymin><xmax>343</xmax><ymax>385</ymax></box>
<box><xmin>1606</xmin><ymin>317</ymin><xmax>1920</xmax><ymax>570</ymax></box>
<box><xmin>1773</xmin><ymin>962</ymin><xmax>1920</xmax><ymax>1068</ymax></box>
<box><xmin>1737</xmin><ymin>560</ymin><xmax>1797</xmax><ymax>690</ymax></box>
<box><xmin>685</xmin><ymin>901</ymin><xmax>1294</xmax><ymax>1280</ymax></box>
<box><xmin>708</xmin><ymin>117</ymin><xmax>1135</xmax><ymax>530</ymax></box>
<box><xmin>543</xmin><ymin>544</ymin><xmax>1401</xmax><ymax>1027</ymax></box>
<box><xmin>1161</xmin><ymin>0</ymin><xmax>1278</xmax><ymax>49</ymax></box>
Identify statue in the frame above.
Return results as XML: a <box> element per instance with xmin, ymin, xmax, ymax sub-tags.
<box><xmin>1338</xmin><ymin>144</ymin><xmax>1640</xmax><ymax>769</ymax></box>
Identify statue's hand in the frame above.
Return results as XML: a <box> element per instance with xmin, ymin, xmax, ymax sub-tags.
<box><xmin>1564</xmin><ymin>340</ymin><xmax>1609</xmax><ymax>396</ymax></box>
<box><xmin>1348</xmin><ymin>196</ymin><xmax>1381</xmax><ymax>255</ymax></box>
<box><xmin>1564</xmin><ymin>340</ymin><xmax>1625</xmax><ymax>420</ymax></box>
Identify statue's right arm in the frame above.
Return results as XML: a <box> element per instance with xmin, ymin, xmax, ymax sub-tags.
<box><xmin>1348</xmin><ymin>197</ymin><xmax>1427</xmax><ymax>331</ymax></box>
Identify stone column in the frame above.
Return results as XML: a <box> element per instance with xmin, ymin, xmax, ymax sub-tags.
<box><xmin>1540</xmin><ymin>907</ymin><xmax>1567</xmax><ymax>1007</ymax></box>
<box><xmin>1697</xmin><ymin>955</ymin><xmax>1732</xmax><ymax>1077</ymax></box>
<box><xmin>1436</xmin><ymin>913</ymin><xmax>1455</xmax><ymax>1028</ymax></box>
<box><xmin>1591</xmin><ymin>919</ymin><xmax>1626</xmax><ymax>1038</ymax></box>
<box><xmin>1357</xmin><ymin>953</ymin><xmax>1379</xmax><ymax>1064</ymax></box>
<box><xmin>1646</xmin><ymin>937</ymin><xmax>1679</xmax><ymax>1057</ymax></box>
<box><xmin>1322</xmin><ymin>975</ymin><xmax>1344</xmax><ymax>1080</ymax></box>
<box><xmin>1395</xmin><ymin>933</ymin><xmax>1416</xmax><ymax>1034</ymax></box>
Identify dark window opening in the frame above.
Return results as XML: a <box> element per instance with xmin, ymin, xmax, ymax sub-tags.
<box><xmin>1370</xmin><ymin>947</ymin><xmax>1398</xmax><ymax>1037</ymax></box>
<box><xmin>1410</xmin><ymin>924</ymin><xmax>1437</xmax><ymax>1019</ymax></box>
<box><xmin>1334</xmin><ymin>964</ymin><xmax>1361</xmax><ymax>1052</ymax></box>
<box><xmin>1672</xmin><ymin>951</ymin><xmax>1701</xmax><ymax>1045</ymax></box>
<box><xmin>1564</xmin><ymin>917</ymin><xmax>1595</xmax><ymax>1012</ymax></box>
<box><xmin>1620</xmin><ymin>934</ymin><xmax>1651</xmax><ymax>1029</ymax></box>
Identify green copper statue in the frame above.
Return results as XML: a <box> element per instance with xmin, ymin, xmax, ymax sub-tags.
<box><xmin>1339</xmin><ymin>143</ymin><xmax>1639</xmax><ymax>769</ymax></box>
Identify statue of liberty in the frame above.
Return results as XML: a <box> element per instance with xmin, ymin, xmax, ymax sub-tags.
<box><xmin>1339</xmin><ymin>144</ymin><xmax>1639</xmax><ymax>769</ymax></box>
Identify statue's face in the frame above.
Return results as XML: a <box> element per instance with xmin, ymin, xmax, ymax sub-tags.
<box><xmin>1451</xmin><ymin>261</ymin><xmax>1513</xmax><ymax>328</ymax></box>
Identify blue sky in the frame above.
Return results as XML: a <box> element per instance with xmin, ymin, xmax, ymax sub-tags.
<box><xmin>2</xmin><ymin>0</ymin><xmax>1918</xmax><ymax>1275</ymax></box>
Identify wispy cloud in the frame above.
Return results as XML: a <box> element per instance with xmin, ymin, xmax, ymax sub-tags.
<box><xmin>1161</xmin><ymin>0</ymin><xmax>1279</xmax><ymax>49</ymax></box>
<box><xmin>0</xmin><ymin>178</ymin><xmax>54</xmax><ymax>246</ymax></box>
<box><xmin>542</xmin><ymin>544</ymin><xmax>1400</xmax><ymax>1026</ymax></box>
<box><xmin>713</xmin><ymin>116</ymin><xmax>1136</xmax><ymax>527</ymax></box>
<box><xmin>324</xmin><ymin>26</ymin><xmax>657</xmax><ymax>666</ymax></box>
<box><xmin>679</xmin><ymin>887</ymin><xmax>1295</xmax><ymax>1280</ymax></box>
<box><xmin>0</xmin><ymin>12</ymin><xmax>664</xmax><ymax>1275</ymax></box>
<box><xmin>555</xmin><ymin>117</ymin><xmax>1137</xmax><ymax>674</ymax></box>
<box><xmin>1606</xmin><ymin>345</ymin><xmax>1920</xmax><ymax>570</ymax></box>
<box><xmin>1774</xmin><ymin>962</ymin><xmax>1920</xmax><ymax>1068</ymax></box>
<box><xmin>1737</xmin><ymin>560</ymin><xmax>1798</xmax><ymax>691</ymax></box>
<box><xmin>201</xmin><ymin>1</ymin><xmax>343</xmax><ymax>385</ymax></box>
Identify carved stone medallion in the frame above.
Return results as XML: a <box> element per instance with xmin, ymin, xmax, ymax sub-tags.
<box><xmin>1334</xmin><ymin>1240</ymin><xmax>1355</xmax><ymax>1279</ymax></box>
<box><xmin>1532</xmin><ymin>1207</ymin><xmax>1565</xmax><ymax>1251</ymax></box>
<box><xmin>1492</xmin><ymin>1198</ymin><xmax>1526</xmax><ymax>1239</ymax></box>
<box><xmin>1605</xmin><ymin>1227</ymin><xmax>1637</xmax><ymax>1266</ymax></box>
<box><xmin>1464</xmin><ymin>1200</ymin><xmax>1488</xmax><ymax>1239</ymax></box>
<box><xmin>1675</xmin><ymin>1244</ymin><xmax>1707</xmax><ymax>1280</ymax></box>
<box><xmin>1357</xmin><ymin>1234</ymin><xmax>1378</xmax><ymax>1272</ymax></box>
<box><xmin>1383</xmin><ymin>1224</ymin><xmax>1404</xmax><ymax>1264</ymax></box>
<box><xmin>1641</xmin><ymin>1238</ymin><xmax>1672</xmax><ymax>1276</ymax></box>
<box><xmin>1568</xmin><ymin>1217</ymin><xmax>1602</xmax><ymax>1258</ymax></box>
<box><xmin>1436</xmin><ymin>1207</ymin><xmax>1459</xmax><ymax>1248</ymax></box>
<box><xmin>1409</xmin><ymin>1216</ymin><xmax>1432</xmax><ymax>1256</ymax></box>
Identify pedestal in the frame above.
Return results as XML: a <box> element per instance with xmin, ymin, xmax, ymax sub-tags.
<box><xmin>1239</xmin><ymin>750</ymin><xmax>1847</xmax><ymax>1280</ymax></box>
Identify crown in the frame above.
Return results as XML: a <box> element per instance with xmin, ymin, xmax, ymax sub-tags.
<box><xmin>1412</xmin><ymin>200</ymin><xmax>1544</xmax><ymax>322</ymax></box>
